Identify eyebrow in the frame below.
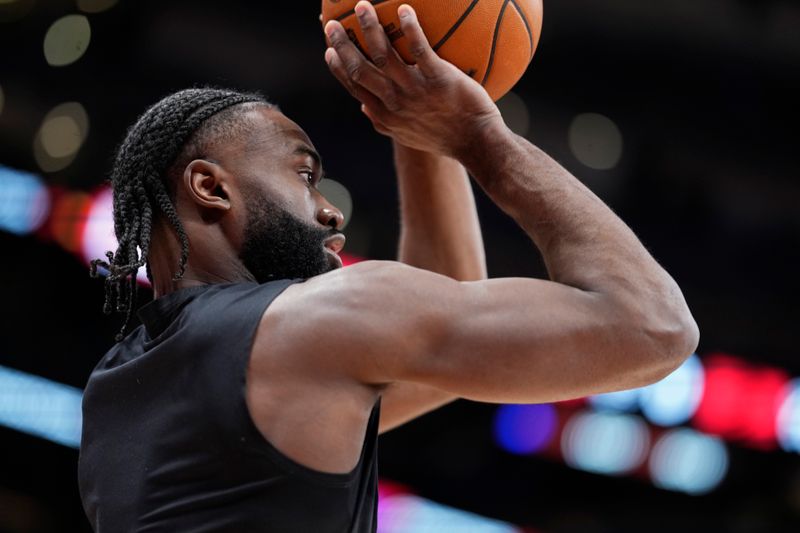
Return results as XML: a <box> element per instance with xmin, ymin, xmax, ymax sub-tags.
<box><xmin>293</xmin><ymin>145</ymin><xmax>322</xmax><ymax>167</ymax></box>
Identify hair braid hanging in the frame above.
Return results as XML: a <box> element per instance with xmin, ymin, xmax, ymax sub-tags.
<box><xmin>90</xmin><ymin>88</ymin><xmax>268</xmax><ymax>341</ymax></box>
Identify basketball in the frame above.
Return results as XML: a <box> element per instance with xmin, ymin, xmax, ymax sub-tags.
<box><xmin>321</xmin><ymin>0</ymin><xmax>544</xmax><ymax>101</ymax></box>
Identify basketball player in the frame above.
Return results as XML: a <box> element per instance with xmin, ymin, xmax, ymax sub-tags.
<box><xmin>78</xmin><ymin>3</ymin><xmax>698</xmax><ymax>531</ymax></box>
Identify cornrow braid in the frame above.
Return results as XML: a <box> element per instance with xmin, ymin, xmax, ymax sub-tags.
<box><xmin>90</xmin><ymin>88</ymin><xmax>270</xmax><ymax>341</ymax></box>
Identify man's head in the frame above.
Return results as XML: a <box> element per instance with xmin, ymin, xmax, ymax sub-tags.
<box><xmin>92</xmin><ymin>88</ymin><xmax>345</xmax><ymax>339</ymax></box>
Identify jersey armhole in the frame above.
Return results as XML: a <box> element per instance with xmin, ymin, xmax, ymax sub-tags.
<box><xmin>218</xmin><ymin>279</ymin><xmax>366</xmax><ymax>486</ymax></box>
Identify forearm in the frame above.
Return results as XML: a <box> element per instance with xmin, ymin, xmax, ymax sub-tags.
<box><xmin>395</xmin><ymin>142</ymin><xmax>487</xmax><ymax>281</ymax></box>
<box><xmin>459</xmin><ymin>121</ymin><xmax>698</xmax><ymax>349</ymax></box>
<box><xmin>388</xmin><ymin>143</ymin><xmax>483</xmax><ymax>426</ymax></box>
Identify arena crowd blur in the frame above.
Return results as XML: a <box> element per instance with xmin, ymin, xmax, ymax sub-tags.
<box><xmin>1</xmin><ymin>0</ymin><xmax>798</xmax><ymax>531</ymax></box>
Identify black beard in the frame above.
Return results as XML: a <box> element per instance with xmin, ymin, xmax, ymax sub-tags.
<box><xmin>239</xmin><ymin>194</ymin><xmax>340</xmax><ymax>283</ymax></box>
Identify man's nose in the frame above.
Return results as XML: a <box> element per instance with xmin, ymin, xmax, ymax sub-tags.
<box><xmin>317</xmin><ymin>206</ymin><xmax>344</xmax><ymax>230</ymax></box>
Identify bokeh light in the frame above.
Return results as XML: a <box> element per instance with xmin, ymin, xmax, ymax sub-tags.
<box><xmin>497</xmin><ymin>91</ymin><xmax>530</xmax><ymax>137</ymax></box>
<box><xmin>561</xmin><ymin>411</ymin><xmax>650</xmax><ymax>475</ymax></box>
<box><xmin>49</xmin><ymin>190</ymin><xmax>93</xmax><ymax>254</ymax></box>
<box><xmin>0</xmin><ymin>365</ymin><xmax>82</xmax><ymax>448</ymax></box>
<box><xmin>568</xmin><ymin>112</ymin><xmax>624</xmax><ymax>170</ymax></box>
<box><xmin>76</xmin><ymin>0</ymin><xmax>118</xmax><ymax>14</ymax></box>
<box><xmin>340</xmin><ymin>252</ymin><xmax>365</xmax><ymax>266</ymax></box>
<box><xmin>33</xmin><ymin>102</ymin><xmax>89</xmax><ymax>172</ymax></box>
<box><xmin>589</xmin><ymin>388</ymin><xmax>640</xmax><ymax>413</ymax></box>
<box><xmin>317</xmin><ymin>178</ymin><xmax>353</xmax><ymax>230</ymax></box>
<box><xmin>0</xmin><ymin>165</ymin><xmax>51</xmax><ymax>235</ymax></box>
<box><xmin>378</xmin><ymin>494</ymin><xmax>520</xmax><ymax>533</ymax></box>
<box><xmin>43</xmin><ymin>14</ymin><xmax>91</xmax><ymax>67</ymax></box>
<box><xmin>694</xmin><ymin>355</ymin><xmax>789</xmax><ymax>450</ymax></box>
<box><xmin>640</xmin><ymin>354</ymin><xmax>705</xmax><ymax>426</ymax></box>
<box><xmin>649</xmin><ymin>428</ymin><xmax>728</xmax><ymax>495</ymax></box>
<box><xmin>777</xmin><ymin>379</ymin><xmax>800</xmax><ymax>453</ymax></box>
<box><xmin>493</xmin><ymin>403</ymin><xmax>558</xmax><ymax>455</ymax></box>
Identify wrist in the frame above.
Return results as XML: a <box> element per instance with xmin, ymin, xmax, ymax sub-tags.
<box><xmin>394</xmin><ymin>139</ymin><xmax>462</xmax><ymax>171</ymax></box>
<box><xmin>451</xmin><ymin>115</ymin><xmax>514</xmax><ymax>170</ymax></box>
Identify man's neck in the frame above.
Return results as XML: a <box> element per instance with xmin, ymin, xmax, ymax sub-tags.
<box><xmin>148</xmin><ymin>225</ymin><xmax>254</xmax><ymax>299</ymax></box>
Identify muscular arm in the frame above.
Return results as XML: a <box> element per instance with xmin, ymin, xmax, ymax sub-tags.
<box><xmin>378</xmin><ymin>144</ymin><xmax>487</xmax><ymax>433</ymax></box>
<box><xmin>324</xmin><ymin>2</ymin><xmax>693</xmax><ymax>390</ymax></box>
<box><xmin>263</xmin><ymin>3</ymin><xmax>698</xmax><ymax>408</ymax></box>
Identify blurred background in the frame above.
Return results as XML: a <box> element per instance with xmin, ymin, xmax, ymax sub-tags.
<box><xmin>1</xmin><ymin>0</ymin><xmax>799</xmax><ymax>531</ymax></box>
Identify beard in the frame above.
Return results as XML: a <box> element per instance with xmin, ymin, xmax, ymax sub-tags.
<box><xmin>239</xmin><ymin>193</ymin><xmax>341</xmax><ymax>283</ymax></box>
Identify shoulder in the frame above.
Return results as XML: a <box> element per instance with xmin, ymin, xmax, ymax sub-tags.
<box><xmin>250</xmin><ymin>260</ymin><xmax>459</xmax><ymax>386</ymax></box>
<box><xmin>262</xmin><ymin>259</ymin><xmax>455</xmax><ymax>321</ymax></box>
<box><xmin>257</xmin><ymin>259</ymin><xmax>447</xmax><ymax>347</ymax></box>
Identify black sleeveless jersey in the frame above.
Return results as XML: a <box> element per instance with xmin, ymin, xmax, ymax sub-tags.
<box><xmin>78</xmin><ymin>281</ymin><xmax>381</xmax><ymax>532</ymax></box>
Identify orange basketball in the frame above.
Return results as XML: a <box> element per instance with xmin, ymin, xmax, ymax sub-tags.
<box><xmin>321</xmin><ymin>0</ymin><xmax>543</xmax><ymax>101</ymax></box>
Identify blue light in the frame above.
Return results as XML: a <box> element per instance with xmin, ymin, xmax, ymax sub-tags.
<box><xmin>649</xmin><ymin>428</ymin><xmax>728</xmax><ymax>495</ymax></box>
<box><xmin>561</xmin><ymin>411</ymin><xmax>650</xmax><ymax>475</ymax></box>
<box><xmin>493</xmin><ymin>403</ymin><xmax>558</xmax><ymax>455</ymax></box>
<box><xmin>777</xmin><ymin>379</ymin><xmax>800</xmax><ymax>453</ymax></box>
<box><xmin>0</xmin><ymin>165</ymin><xmax>51</xmax><ymax>235</ymax></box>
<box><xmin>0</xmin><ymin>365</ymin><xmax>82</xmax><ymax>448</ymax></box>
<box><xmin>640</xmin><ymin>354</ymin><xmax>705</xmax><ymax>427</ymax></box>
<box><xmin>378</xmin><ymin>494</ymin><xmax>520</xmax><ymax>533</ymax></box>
<box><xmin>588</xmin><ymin>388</ymin><xmax>640</xmax><ymax>413</ymax></box>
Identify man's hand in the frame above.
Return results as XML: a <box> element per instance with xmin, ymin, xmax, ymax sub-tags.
<box><xmin>324</xmin><ymin>2</ymin><xmax>501</xmax><ymax>157</ymax></box>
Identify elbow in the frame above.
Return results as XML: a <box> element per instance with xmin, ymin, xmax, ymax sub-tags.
<box><xmin>612</xmin><ymin>289</ymin><xmax>700</xmax><ymax>388</ymax></box>
<box><xmin>641</xmin><ymin>305</ymin><xmax>700</xmax><ymax>384</ymax></box>
<box><xmin>679</xmin><ymin>313</ymin><xmax>701</xmax><ymax>361</ymax></box>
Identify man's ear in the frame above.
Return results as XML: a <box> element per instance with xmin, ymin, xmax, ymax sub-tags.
<box><xmin>182</xmin><ymin>159</ymin><xmax>232</xmax><ymax>212</ymax></box>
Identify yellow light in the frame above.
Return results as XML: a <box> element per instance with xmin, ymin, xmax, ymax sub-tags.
<box><xmin>568</xmin><ymin>113</ymin><xmax>624</xmax><ymax>171</ymax></box>
<box><xmin>77</xmin><ymin>0</ymin><xmax>118</xmax><ymax>13</ymax></box>
<box><xmin>43</xmin><ymin>14</ymin><xmax>91</xmax><ymax>67</ymax></box>
<box><xmin>33</xmin><ymin>102</ymin><xmax>90</xmax><ymax>172</ymax></box>
<box><xmin>41</xmin><ymin>116</ymin><xmax>83</xmax><ymax>158</ymax></box>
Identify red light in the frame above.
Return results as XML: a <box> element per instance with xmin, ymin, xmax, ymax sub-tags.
<box><xmin>556</xmin><ymin>397</ymin><xmax>588</xmax><ymax>409</ymax></box>
<box><xmin>378</xmin><ymin>479</ymin><xmax>411</xmax><ymax>500</ymax></box>
<box><xmin>340</xmin><ymin>252</ymin><xmax>365</xmax><ymax>266</ymax></box>
<box><xmin>45</xmin><ymin>188</ymin><xmax>93</xmax><ymax>254</ymax></box>
<box><xmin>693</xmin><ymin>354</ymin><xmax>789</xmax><ymax>450</ymax></box>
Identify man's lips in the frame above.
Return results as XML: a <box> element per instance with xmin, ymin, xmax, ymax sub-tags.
<box><xmin>324</xmin><ymin>247</ymin><xmax>343</xmax><ymax>269</ymax></box>
<box><xmin>323</xmin><ymin>234</ymin><xmax>346</xmax><ymax>255</ymax></box>
<box><xmin>323</xmin><ymin>234</ymin><xmax>345</xmax><ymax>269</ymax></box>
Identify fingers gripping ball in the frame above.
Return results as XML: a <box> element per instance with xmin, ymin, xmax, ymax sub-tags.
<box><xmin>321</xmin><ymin>0</ymin><xmax>543</xmax><ymax>101</ymax></box>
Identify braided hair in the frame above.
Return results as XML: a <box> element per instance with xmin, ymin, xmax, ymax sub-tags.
<box><xmin>90</xmin><ymin>88</ymin><xmax>271</xmax><ymax>341</ymax></box>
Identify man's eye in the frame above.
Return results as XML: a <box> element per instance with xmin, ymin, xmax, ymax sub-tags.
<box><xmin>300</xmin><ymin>170</ymin><xmax>314</xmax><ymax>185</ymax></box>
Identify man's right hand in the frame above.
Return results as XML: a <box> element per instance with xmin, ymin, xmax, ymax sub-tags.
<box><xmin>324</xmin><ymin>2</ymin><xmax>503</xmax><ymax>159</ymax></box>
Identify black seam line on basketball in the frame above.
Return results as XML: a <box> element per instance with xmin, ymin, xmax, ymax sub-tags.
<box><xmin>432</xmin><ymin>0</ymin><xmax>481</xmax><ymax>52</ymax></box>
<box><xmin>481</xmin><ymin>0</ymin><xmax>511</xmax><ymax>86</ymax></box>
<box><xmin>509</xmin><ymin>0</ymin><xmax>534</xmax><ymax>60</ymax></box>
<box><xmin>335</xmin><ymin>0</ymin><xmax>392</xmax><ymax>22</ymax></box>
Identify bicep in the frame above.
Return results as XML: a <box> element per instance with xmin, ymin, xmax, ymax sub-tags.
<box><xmin>407</xmin><ymin>277</ymin><xmax>627</xmax><ymax>403</ymax></box>
<box><xmin>263</xmin><ymin>260</ymin><xmax>671</xmax><ymax>405</ymax></box>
